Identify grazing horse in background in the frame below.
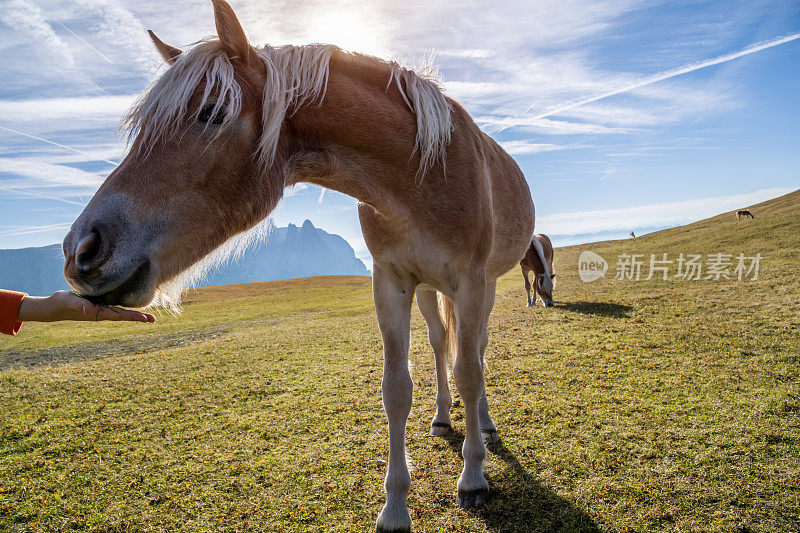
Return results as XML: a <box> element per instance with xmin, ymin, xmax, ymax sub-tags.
<box><xmin>61</xmin><ymin>1</ymin><xmax>536</xmax><ymax>530</ymax></box>
<box><xmin>737</xmin><ymin>210</ymin><xmax>755</xmax><ymax>220</ymax></box>
<box><xmin>520</xmin><ymin>234</ymin><xmax>555</xmax><ymax>308</ymax></box>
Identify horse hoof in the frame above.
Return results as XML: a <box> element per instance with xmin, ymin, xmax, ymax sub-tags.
<box><xmin>430</xmin><ymin>421</ymin><xmax>451</xmax><ymax>436</ymax></box>
<box><xmin>482</xmin><ymin>428</ymin><xmax>500</xmax><ymax>444</ymax></box>
<box><xmin>458</xmin><ymin>488</ymin><xmax>490</xmax><ymax>509</ymax></box>
<box><xmin>376</xmin><ymin>506</ymin><xmax>411</xmax><ymax>533</ymax></box>
<box><xmin>376</xmin><ymin>526</ymin><xmax>411</xmax><ymax>533</ymax></box>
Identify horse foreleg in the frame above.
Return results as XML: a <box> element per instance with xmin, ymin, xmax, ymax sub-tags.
<box><xmin>477</xmin><ymin>280</ymin><xmax>498</xmax><ymax>443</ymax></box>
<box><xmin>521</xmin><ymin>266</ymin><xmax>533</xmax><ymax>307</ymax></box>
<box><xmin>416</xmin><ymin>288</ymin><xmax>452</xmax><ymax>436</ymax></box>
<box><xmin>453</xmin><ymin>269</ymin><xmax>490</xmax><ymax>509</ymax></box>
<box><xmin>373</xmin><ymin>265</ymin><xmax>415</xmax><ymax>533</ymax></box>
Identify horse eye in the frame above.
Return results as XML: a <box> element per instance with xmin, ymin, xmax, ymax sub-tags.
<box><xmin>197</xmin><ymin>104</ymin><xmax>226</xmax><ymax>125</ymax></box>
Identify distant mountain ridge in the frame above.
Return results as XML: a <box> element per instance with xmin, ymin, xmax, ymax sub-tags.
<box><xmin>0</xmin><ymin>220</ymin><xmax>369</xmax><ymax>295</ymax></box>
<box><xmin>0</xmin><ymin>244</ymin><xmax>67</xmax><ymax>296</ymax></box>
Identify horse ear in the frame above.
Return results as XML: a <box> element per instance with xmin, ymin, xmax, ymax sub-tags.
<box><xmin>211</xmin><ymin>0</ymin><xmax>251</xmax><ymax>62</ymax></box>
<box><xmin>148</xmin><ymin>30</ymin><xmax>182</xmax><ymax>65</ymax></box>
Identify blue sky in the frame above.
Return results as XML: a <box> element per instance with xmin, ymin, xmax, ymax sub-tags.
<box><xmin>1</xmin><ymin>0</ymin><xmax>799</xmax><ymax>268</ymax></box>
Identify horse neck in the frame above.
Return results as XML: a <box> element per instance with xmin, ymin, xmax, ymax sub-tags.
<box><xmin>279</xmin><ymin>54</ymin><xmax>434</xmax><ymax>213</ymax></box>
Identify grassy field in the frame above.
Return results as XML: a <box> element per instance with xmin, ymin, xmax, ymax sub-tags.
<box><xmin>1</xmin><ymin>191</ymin><xmax>799</xmax><ymax>532</ymax></box>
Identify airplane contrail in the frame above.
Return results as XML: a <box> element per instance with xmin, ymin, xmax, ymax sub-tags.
<box><xmin>0</xmin><ymin>125</ymin><xmax>119</xmax><ymax>166</ymax></box>
<box><xmin>518</xmin><ymin>32</ymin><xmax>800</xmax><ymax>122</ymax></box>
<box><xmin>56</xmin><ymin>21</ymin><xmax>114</xmax><ymax>64</ymax></box>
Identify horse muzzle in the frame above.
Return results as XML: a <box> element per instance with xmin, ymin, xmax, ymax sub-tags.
<box><xmin>63</xmin><ymin>219</ymin><xmax>158</xmax><ymax>308</ymax></box>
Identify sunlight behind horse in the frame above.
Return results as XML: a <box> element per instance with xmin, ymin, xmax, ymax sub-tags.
<box><xmin>301</xmin><ymin>10</ymin><xmax>394</xmax><ymax>57</ymax></box>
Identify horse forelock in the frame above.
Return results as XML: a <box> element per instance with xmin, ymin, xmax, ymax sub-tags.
<box><xmin>122</xmin><ymin>39</ymin><xmax>244</xmax><ymax>157</ymax></box>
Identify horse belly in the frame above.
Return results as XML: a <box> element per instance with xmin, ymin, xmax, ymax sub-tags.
<box><xmin>485</xmin><ymin>176</ymin><xmax>535</xmax><ymax>279</ymax></box>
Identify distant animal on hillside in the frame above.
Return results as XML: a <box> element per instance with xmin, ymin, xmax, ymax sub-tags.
<box><xmin>630</xmin><ymin>231</ymin><xmax>636</xmax><ymax>238</ymax></box>
<box><xmin>737</xmin><ymin>210</ymin><xmax>754</xmax><ymax>220</ymax></box>
<box><xmin>520</xmin><ymin>234</ymin><xmax>555</xmax><ymax>308</ymax></box>
<box><xmin>58</xmin><ymin>1</ymin><xmax>538</xmax><ymax>530</ymax></box>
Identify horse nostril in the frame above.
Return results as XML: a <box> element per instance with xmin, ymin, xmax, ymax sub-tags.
<box><xmin>75</xmin><ymin>228</ymin><xmax>107</xmax><ymax>271</ymax></box>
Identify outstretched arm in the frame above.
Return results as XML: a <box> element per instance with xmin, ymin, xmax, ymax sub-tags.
<box><xmin>18</xmin><ymin>291</ymin><xmax>156</xmax><ymax>323</ymax></box>
<box><xmin>1</xmin><ymin>290</ymin><xmax>155</xmax><ymax>336</ymax></box>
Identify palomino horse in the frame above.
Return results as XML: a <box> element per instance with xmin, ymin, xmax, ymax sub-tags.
<box><xmin>520</xmin><ymin>234</ymin><xmax>555</xmax><ymax>307</ymax></box>
<box><xmin>737</xmin><ymin>210</ymin><xmax>755</xmax><ymax>220</ymax></box>
<box><xmin>62</xmin><ymin>1</ymin><xmax>536</xmax><ymax>530</ymax></box>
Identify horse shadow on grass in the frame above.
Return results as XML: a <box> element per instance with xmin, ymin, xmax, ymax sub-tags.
<box><xmin>557</xmin><ymin>301</ymin><xmax>632</xmax><ymax>318</ymax></box>
<box><xmin>443</xmin><ymin>431</ymin><xmax>599</xmax><ymax>532</ymax></box>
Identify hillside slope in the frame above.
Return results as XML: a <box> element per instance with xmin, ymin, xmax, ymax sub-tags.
<box><xmin>554</xmin><ymin>188</ymin><xmax>800</xmax><ymax>278</ymax></box>
<box><xmin>0</xmin><ymin>190</ymin><xmax>798</xmax><ymax>532</ymax></box>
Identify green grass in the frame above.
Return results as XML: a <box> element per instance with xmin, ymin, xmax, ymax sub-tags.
<box><xmin>1</xmin><ymin>191</ymin><xmax>799</xmax><ymax>532</ymax></box>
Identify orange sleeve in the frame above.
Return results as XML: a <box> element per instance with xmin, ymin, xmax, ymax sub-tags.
<box><xmin>0</xmin><ymin>290</ymin><xmax>26</xmax><ymax>336</ymax></box>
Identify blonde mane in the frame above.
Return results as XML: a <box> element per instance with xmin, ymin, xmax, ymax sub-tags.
<box><xmin>123</xmin><ymin>39</ymin><xmax>452</xmax><ymax>175</ymax></box>
<box><xmin>124</xmin><ymin>39</ymin><xmax>452</xmax><ymax>309</ymax></box>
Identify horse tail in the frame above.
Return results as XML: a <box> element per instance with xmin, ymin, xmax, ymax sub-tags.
<box><xmin>436</xmin><ymin>292</ymin><xmax>457</xmax><ymax>366</ymax></box>
<box><xmin>530</xmin><ymin>235</ymin><xmax>554</xmax><ymax>296</ymax></box>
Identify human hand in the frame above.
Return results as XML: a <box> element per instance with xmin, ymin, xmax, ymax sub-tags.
<box><xmin>17</xmin><ymin>291</ymin><xmax>156</xmax><ymax>323</ymax></box>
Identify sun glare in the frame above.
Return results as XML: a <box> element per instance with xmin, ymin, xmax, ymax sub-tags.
<box><xmin>301</xmin><ymin>9</ymin><xmax>394</xmax><ymax>58</ymax></box>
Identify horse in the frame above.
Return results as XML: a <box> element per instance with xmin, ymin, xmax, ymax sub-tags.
<box><xmin>520</xmin><ymin>234</ymin><xmax>555</xmax><ymax>307</ymax></box>
<box><xmin>737</xmin><ymin>210</ymin><xmax>754</xmax><ymax>220</ymax></box>
<box><xmin>630</xmin><ymin>231</ymin><xmax>636</xmax><ymax>238</ymax></box>
<box><xmin>61</xmin><ymin>2</ymin><xmax>537</xmax><ymax>530</ymax></box>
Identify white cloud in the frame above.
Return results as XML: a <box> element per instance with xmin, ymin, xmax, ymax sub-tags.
<box><xmin>438</xmin><ymin>49</ymin><xmax>492</xmax><ymax>59</ymax></box>
<box><xmin>480</xmin><ymin>116</ymin><xmax>630</xmax><ymax>135</ymax></box>
<box><xmin>0</xmin><ymin>223</ymin><xmax>73</xmax><ymax>237</ymax></box>
<box><xmin>1</xmin><ymin>1</ymin><xmax>74</xmax><ymax>70</ymax></box>
<box><xmin>0</xmin><ymin>0</ymin><xmax>103</xmax><ymax>92</ymax></box>
<box><xmin>283</xmin><ymin>183</ymin><xmax>310</xmax><ymax>198</ymax></box>
<box><xmin>76</xmin><ymin>0</ymin><xmax>160</xmax><ymax>72</ymax></box>
<box><xmin>0</xmin><ymin>126</ymin><xmax>121</xmax><ymax>166</ymax></box>
<box><xmin>0</xmin><ymin>95</ymin><xmax>135</xmax><ymax>123</ymax></box>
<box><xmin>498</xmin><ymin>141</ymin><xmax>568</xmax><ymax>155</ymax></box>
<box><xmin>5</xmin><ymin>145</ymin><xmax>126</xmax><ymax>166</ymax></box>
<box><xmin>519</xmin><ymin>32</ymin><xmax>800</xmax><ymax>119</ymax></box>
<box><xmin>552</xmin><ymin>104</ymin><xmax>662</xmax><ymax>127</ymax></box>
<box><xmin>0</xmin><ymin>157</ymin><xmax>105</xmax><ymax>190</ymax></box>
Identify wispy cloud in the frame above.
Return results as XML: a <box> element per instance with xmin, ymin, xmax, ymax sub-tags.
<box><xmin>0</xmin><ymin>126</ymin><xmax>120</xmax><ymax>166</ymax></box>
<box><xmin>0</xmin><ymin>95</ymin><xmax>134</xmax><ymax>132</ymax></box>
<box><xmin>520</xmin><ymin>33</ymin><xmax>800</xmax><ymax>121</ymax></box>
<box><xmin>0</xmin><ymin>223</ymin><xmax>73</xmax><ymax>237</ymax></box>
<box><xmin>1</xmin><ymin>188</ymin><xmax>87</xmax><ymax>206</ymax></box>
<box><xmin>0</xmin><ymin>157</ymin><xmax>106</xmax><ymax>190</ymax></box>
<box><xmin>0</xmin><ymin>0</ymin><xmax>103</xmax><ymax>92</ymax></box>
<box><xmin>55</xmin><ymin>20</ymin><xmax>114</xmax><ymax>64</ymax></box>
<box><xmin>480</xmin><ymin>116</ymin><xmax>631</xmax><ymax>135</ymax></box>
<box><xmin>498</xmin><ymin>141</ymin><xmax>569</xmax><ymax>155</ymax></box>
<box><xmin>78</xmin><ymin>0</ymin><xmax>159</xmax><ymax>72</ymax></box>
